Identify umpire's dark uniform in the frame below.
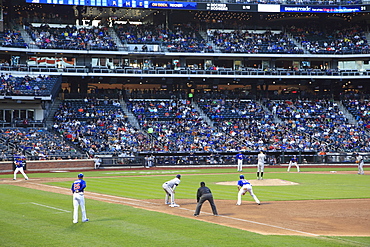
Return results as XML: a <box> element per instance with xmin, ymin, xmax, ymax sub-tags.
<box><xmin>194</xmin><ymin>182</ymin><xmax>218</xmax><ymax>216</ymax></box>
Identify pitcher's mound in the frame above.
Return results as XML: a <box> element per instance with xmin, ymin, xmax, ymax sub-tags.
<box><xmin>216</xmin><ymin>179</ymin><xmax>299</xmax><ymax>186</ymax></box>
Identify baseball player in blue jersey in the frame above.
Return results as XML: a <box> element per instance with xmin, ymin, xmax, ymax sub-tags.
<box><xmin>236</xmin><ymin>175</ymin><xmax>260</xmax><ymax>206</ymax></box>
<box><xmin>236</xmin><ymin>152</ymin><xmax>243</xmax><ymax>172</ymax></box>
<box><xmin>162</xmin><ymin>174</ymin><xmax>181</xmax><ymax>207</ymax></box>
<box><xmin>71</xmin><ymin>173</ymin><xmax>89</xmax><ymax>224</ymax></box>
<box><xmin>13</xmin><ymin>154</ymin><xmax>29</xmax><ymax>180</ymax></box>
<box><xmin>287</xmin><ymin>155</ymin><xmax>300</xmax><ymax>172</ymax></box>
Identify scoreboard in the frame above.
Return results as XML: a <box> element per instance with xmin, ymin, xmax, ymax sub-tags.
<box><xmin>25</xmin><ymin>0</ymin><xmax>369</xmax><ymax>12</ymax></box>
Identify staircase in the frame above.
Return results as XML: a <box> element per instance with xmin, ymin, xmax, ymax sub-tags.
<box><xmin>45</xmin><ymin>98</ymin><xmax>62</xmax><ymax>128</ymax></box>
<box><xmin>18</xmin><ymin>26</ymin><xmax>36</xmax><ymax>48</ymax></box>
<box><xmin>119</xmin><ymin>99</ymin><xmax>140</xmax><ymax>129</ymax></box>
<box><xmin>108</xmin><ymin>27</ymin><xmax>126</xmax><ymax>51</ymax></box>
<box><xmin>260</xmin><ymin>100</ymin><xmax>283</xmax><ymax>125</ymax></box>
<box><xmin>336</xmin><ymin>101</ymin><xmax>357</xmax><ymax>126</ymax></box>
<box><xmin>191</xmin><ymin>100</ymin><xmax>214</xmax><ymax>128</ymax></box>
<box><xmin>198</xmin><ymin>30</ymin><xmax>218</xmax><ymax>52</ymax></box>
<box><xmin>286</xmin><ymin>32</ymin><xmax>309</xmax><ymax>54</ymax></box>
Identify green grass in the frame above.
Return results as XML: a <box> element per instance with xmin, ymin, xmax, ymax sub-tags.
<box><xmin>1</xmin><ymin>167</ymin><xmax>369</xmax><ymax>247</ymax></box>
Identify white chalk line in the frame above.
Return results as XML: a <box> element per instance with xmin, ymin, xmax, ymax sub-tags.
<box><xmin>30</xmin><ymin>202</ymin><xmax>71</xmax><ymax>213</ymax></box>
<box><xmin>175</xmin><ymin>206</ymin><xmax>318</xmax><ymax>236</ymax></box>
<box><xmin>30</xmin><ymin>182</ymin><xmax>160</xmax><ymax>206</ymax></box>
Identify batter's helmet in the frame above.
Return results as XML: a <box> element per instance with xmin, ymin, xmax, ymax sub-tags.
<box><xmin>78</xmin><ymin>173</ymin><xmax>84</xmax><ymax>178</ymax></box>
<box><xmin>240</xmin><ymin>175</ymin><xmax>244</xmax><ymax>179</ymax></box>
<box><xmin>176</xmin><ymin>174</ymin><xmax>181</xmax><ymax>179</ymax></box>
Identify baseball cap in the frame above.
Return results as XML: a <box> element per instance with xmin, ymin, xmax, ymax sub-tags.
<box><xmin>176</xmin><ymin>174</ymin><xmax>181</xmax><ymax>179</ymax></box>
<box><xmin>239</xmin><ymin>175</ymin><xmax>244</xmax><ymax>179</ymax></box>
<box><xmin>78</xmin><ymin>173</ymin><xmax>84</xmax><ymax>178</ymax></box>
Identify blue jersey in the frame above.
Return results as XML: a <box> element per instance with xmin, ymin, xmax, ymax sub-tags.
<box><xmin>291</xmin><ymin>157</ymin><xmax>298</xmax><ymax>163</ymax></box>
<box><xmin>236</xmin><ymin>153</ymin><xmax>243</xmax><ymax>160</ymax></box>
<box><xmin>14</xmin><ymin>155</ymin><xmax>26</xmax><ymax>168</ymax></box>
<box><xmin>71</xmin><ymin>179</ymin><xmax>86</xmax><ymax>193</ymax></box>
<box><xmin>237</xmin><ymin>179</ymin><xmax>250</xmax><ymax>187</ymax></box>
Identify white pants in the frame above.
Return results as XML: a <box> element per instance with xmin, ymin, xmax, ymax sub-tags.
<box><xmin>237</xmin><ymin>184</ymin><xmax>260</xmax><ymax>205</ymax></box>
<box><xmin>287</xmin><ymin>162</ymin><xmax>300</xmax><ymax>172</ymax></box>
<box><xmin>237</xmin><ymin>159</ymin><xmax>243</xmax><ymax>171</ymax></box>
<box><xmin>14</xmin><ymin>167</ymin><xmax>28</xmax><ymax>180</ymax></box>
<box><xmin>73</xmin><ymin>192</ymin><xmax>87</xmax><ymax>223</ymax></box>
<box><xmin>162</xmin><ymin>183</ymin><xmax>175</xmax><ymax>204</ymax></box>
<box><xmin>257</xmin><ymin>162</ymin><xmax>264</xmax><ymax>172</ymax></box>
<box><xmin>358</xmin><ymin>161</ymin><xmax>364</xmax><ymax>175</ymax></box>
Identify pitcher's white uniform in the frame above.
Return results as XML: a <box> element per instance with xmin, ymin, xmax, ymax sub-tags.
<box><xmin>236</xmin><ymin>175</ymin><xmax>260</xmax><ymax>205</ymax></box>
<box><xmin>257</xmin><ymin>151</ymin><xmax>266</xmax><ymax>180</ymax></box>
<box><xmin>162</xmin><ymin>174</ymin><xmax>181</xmax><ymax>207</ymax></box>
<box><xmin>356</xmin><ymin>154</ymin><xmax>364</xmax><ymax>175</ymax></box>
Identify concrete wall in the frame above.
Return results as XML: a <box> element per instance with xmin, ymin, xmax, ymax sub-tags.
<box><xmin>0</xmin><ymin>159</ymin><xmax>94</xmax><ymax>173</ymax></box>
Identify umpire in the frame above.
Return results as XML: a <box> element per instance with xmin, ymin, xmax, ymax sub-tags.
<box><xmin>194</xmin><ymin>182</ymin><xmax>218</xmax><ymax>216</ymax></box>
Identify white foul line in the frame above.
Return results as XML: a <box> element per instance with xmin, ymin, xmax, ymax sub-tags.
<box><xmin>30</xmin><ymin>202</ymin><xmax>71</xmax><ymax>213</ymax></box>
<box><xmin>220</xmin><ymin>215</ymin><xmax>319</xmax><ymax>236</ymax></box>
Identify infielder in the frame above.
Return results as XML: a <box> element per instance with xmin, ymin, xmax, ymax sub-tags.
<box><xmin>236</xmin><ymin>152</ymin><xmax>243</xmax><ymax>172</ymax></box>
<box><xmin>236</xmin><ymin>175</ymin><xmax>260</xmax><ymax>205</ymax></box>
<box><xmin>257</xmin><ymin>151</ymin><xmax>266</xmax><ymax>180</ymax></box>
<box><xmin>71</xmin><ymin>173</ymin><xmax>89</xmax><ymax>223</ymax></box>
<box><xmin>287</xmin><ymin>155</ymin><xmax>300</xmax><ymax>172</ymax></box>
<box><xmin>355</xmin><ymin>153</ymin><xmax>365</xmax><ymax>175</ymax></box>
<box><xmin>13</xmin><ymin>155</ymin><xmax>29</xmax><ymax>180</ymax></box>
<box><xmin>162</xmin><ymin>174</ymin><xmax>181</xmax><ymax>207</ymax></box>
<box><xmin>94</xmin><ymin>156</ymin><xmax>101</xmax><ymax>169</ymax></box>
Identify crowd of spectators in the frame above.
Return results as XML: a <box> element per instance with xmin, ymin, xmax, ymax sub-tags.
<box><xmin>265</xmin><ymin>99</ymin><xmax>370</xmax><ymax>152</ymax></box>
<box><xmin>0</xmin><ymin>128</ymin><xmax>82</xmax><ymax>160</ymax></box>
<box><xmin>0</xmin><ymin>74</ymin><xmax>57</xmax><ymax>96</ymax></box>
<box><xmin>209</xmin><ymin>30</ymin><xmax>304</xmax><ymax>54</ymax></box>
<box><xmin>4</xmin><ymin>22</ymin><xmax>369</xmax><ymax>55</ymax></box>
<box><xmin>343</xmin><ymin>99</ymin><xmax>370</xmax><ymax>128</ymax></box>
<box><xmin>52</xmin><ymin>98</ymin><xmax>152</xmax><ymax>156</ymax></box>
<box><xmin>0</xmin><ymin>29</ymin><xmax>28</xmax><ymax>48</ymax></box>
<box><xmin>115</xmin><ymin>23</ymin><xmax>213</xmax><ymax>52</ymax></box>
<box><xmin>26</xmin><ymin>24</ymin><xmax>117</xmax><ymax>50</ymax></box>
<box><xmin>289</xmin><ymin>25</ymin><xmax>369</xmax><ymax>54</ymax></box>
<box><xmin>128</xmin><ymin>99</ymin><xmax>220</xmax><ymax>152</ymax></box>
<box><xmin>2</xmin><ymin>94</ymin><xmax>370</xmax><ymax>161</ymax></box>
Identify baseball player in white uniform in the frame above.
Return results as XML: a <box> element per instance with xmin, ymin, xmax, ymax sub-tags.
<box><xmin>257</xmin><ymin>151</ymin><xmax>266</xmax><ymax>180</ymax></box>
<box><xmin>13</xmin><ymin>155</ymin><xmax>29</xmax><ymax>180</ymax></box>
<box><xmin>162</xmin><ymin>174</ymin><xmax>181</xmax><ymax>207</ymax></box>
<box><xmin>71</xmin><ymin>173</ymin><xmax>89</xmax><ymax>223</ymax></box>
<box><xmin>356</xmin><ymin>153</ymin><xmax>365</xmax><ymax>175</ymax></box>
<box><xmin>94</xmin><ymin>156</ymin><xmax>101</xmax><ymax>169</ymax></box>
<box><xmin>236</xmin><ymin>175</ymin><xmax>260</xmax><ymax>205</ymax></box>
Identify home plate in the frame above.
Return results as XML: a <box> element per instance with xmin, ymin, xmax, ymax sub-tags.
<box><xmin>216</xmin><ymin>179</ymin><xmax>299</xmax><ymax>186</ymax></box>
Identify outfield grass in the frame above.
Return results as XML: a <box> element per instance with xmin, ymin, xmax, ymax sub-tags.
<box><xmin>1</xmin><ymin>167</ymin><xmax>369</xmax><ymax>247</ymax></box>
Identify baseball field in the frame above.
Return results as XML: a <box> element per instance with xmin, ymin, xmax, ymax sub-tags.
<box><xmin>1</xmin><ymin>167</ymin><xmax>369</xmax><ymax>247</ymax></box>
